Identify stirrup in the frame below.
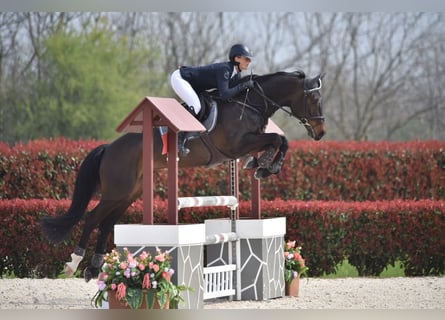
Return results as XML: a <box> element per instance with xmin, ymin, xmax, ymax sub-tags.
<box><xmin>179</xmin><ymin>145</ymin><xmax>190</xmax><ymax>156</ymax></box>
<box><xmin>178</xmin><ymin>132</ymin><xmax>190</xmax><ymax>156</ymax></box>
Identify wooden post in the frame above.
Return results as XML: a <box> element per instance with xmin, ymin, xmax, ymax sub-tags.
<box><xmin>142</xmin><ymin>107</ymin><xmax>154</xmax><ymax>224</ymax></box>
<box><xmin>167</xmin><ymin>130</ymin><xmax>179</xmax><ymax>224</ymax></box>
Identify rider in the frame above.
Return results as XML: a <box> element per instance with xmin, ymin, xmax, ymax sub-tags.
<box><xmin>170</xmin><ymin>43</ymin><xmax>255</xmax><ymax>156</ymax></box>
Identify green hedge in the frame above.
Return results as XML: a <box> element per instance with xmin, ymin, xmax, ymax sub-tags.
<box><xmin>1</xmin><ymin>138</ymin><xmax>444</xmax><ymax>201</ymax></box>
<box><xmin>1</xmin><ymin>199</ymin><xmax>443</xmax><ymax>278</ymax></box>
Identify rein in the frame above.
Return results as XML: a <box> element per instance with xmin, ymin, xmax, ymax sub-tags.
<box><xmin>233</xmin><ymin>77</ymin><xmax>324</xmax><ymax>125</ymax></box>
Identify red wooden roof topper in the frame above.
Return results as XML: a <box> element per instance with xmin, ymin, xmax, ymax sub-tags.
<box><xmin>116</xmin><ymin>96</ymin><xmax>206</xmax><ymax>133</ymax></box>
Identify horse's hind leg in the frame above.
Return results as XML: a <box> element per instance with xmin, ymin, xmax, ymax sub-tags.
<box><xmin>83</xmin><ymin>199</ymin><xmax>134</xmax><ymax>282</ymax></box>
<box><xmin>64</xmin><ymin>200</ymin><xmax>120</xmax><ymax>277</ymax></box>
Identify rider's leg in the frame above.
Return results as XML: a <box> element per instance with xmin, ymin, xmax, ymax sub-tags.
<box><xmin>170</xmin><ymin>69</ymin><xmax>202</xmax><ymax>115</ymax></box>
<box><xmin>170</xmin><ymin>69</ymin><xmax>202</xmax><ymax>156</ymax></box>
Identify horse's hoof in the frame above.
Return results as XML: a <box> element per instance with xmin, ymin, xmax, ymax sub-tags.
<box><xmin>179</xmin><ymin>147</ymin><xmax>190</xmax><ymax>157</ymax></box>
<box><xmin>243</xmin><ymin>156</ymin><xmax>258</xmax><ymax>169</ymax></box>
<box><xmin>258</xmin><ymin>149</ymin><xmax>275</xmax><ymax>168</ymax></box>
<box><xmin>64</xmin><ymin>264</ymin><xmax>75</xmax><ymax>277</ymax></box>
<box><xmin>254</xmin><ymin>168</ymin><xmax>273</xmax><ymax>179</ymax></box>
<box><xmin>83</xmin><ymin>267</ymin><xmax>99</xmax><ymax>283</ymax></box>
<box><xmin>267</xmin><ymin>161</ymin><xmax>283</xmax><ymax>174</ymax></box>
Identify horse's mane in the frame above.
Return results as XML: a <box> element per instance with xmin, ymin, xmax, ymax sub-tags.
<box><xmin>210</xmin><ymin>70</ymin><xmax>307</xmax><ymax>98</ymax></box>
<box><xmin>236</xmin><ymin>70</ymin><xmax>306</xmax><ymax>84</ymax></box>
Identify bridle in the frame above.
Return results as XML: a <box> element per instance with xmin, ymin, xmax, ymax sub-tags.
<box><xmin>250</xmin><ymin>77</ymin><xmax>324</xmax><ymax>128</ymax></box>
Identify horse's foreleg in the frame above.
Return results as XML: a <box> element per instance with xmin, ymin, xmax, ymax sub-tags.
<box><xmin>243</xmin><ymin>155</ymin><xmax>258</xmax><ymax>169</ymax></box>
<box><xmin>253</xmin><ymin>136</ymin><xmax>288</xmax><ymax>179</ymax></box>
<box><xmin>257</xmin><ymin>147</ymin><xmax>277</xmax><ymax>168</ymax></box>
<box><xmin>268</xmin><ymin>136</ymin><xmax>289</xmax><ymax>174</ymax></box>
<box><xmin>237</xmin><ymin>132</ymin><xmax>283</xmax><ymax>160</ymax></box>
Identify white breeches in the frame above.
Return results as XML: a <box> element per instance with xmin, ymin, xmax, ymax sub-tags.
<box><xmin>170</xmin><ymin>69</ymin><xmax>202</xmax><ymax>115</ymax></box>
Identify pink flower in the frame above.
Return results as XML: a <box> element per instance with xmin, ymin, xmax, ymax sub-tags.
<box><xmin>152</xmin><ymin>264</ymin><xmax>160</xmax><ymax>272</ymax></box>
<box><xmin>111</xmin><ymin>283</ymin><xmax>117</xmax><ymax>290</ymax></box>
<box><xmin>98</xmin><ymin>272</ymin><xmax>108</xmax><ymax>281</ymax></box>
<box><xmin>155</xmin><ymin>254</ymin><xmax>165</xmax><ymax>262</ymax></box>
<box><xmin>286</xmin><ymin>241</ymin><xmax>296</xmax><ymax>250</ymax></box>
<box><xmin>138</xmin><ymin>263</ymin><xmax>145</xmax><ymax>271</ymax></box>
<box><xmin>162</xmin><ymin>271</ymin><xmax>171</xmax><ymax>282</ymax></box>
<box><xmin>116</xmin><ymin>283</ymin><xmax>127</xmax><ymax>300</ymax></box>
<box><xmin>142</xmin><ymin>273</ymin><xmax>151</xmax><ymax>289</ymax></box>
<box><xmin>120</xmin><ymin>262</ymin><xmax>127</xmax><ymax>270</ymax></box>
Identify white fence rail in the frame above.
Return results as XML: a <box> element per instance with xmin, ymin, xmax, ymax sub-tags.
<box><xmin>203</xmin><ymin>264</ymin><xmax>237</xmax><ymax>300</ymax></box>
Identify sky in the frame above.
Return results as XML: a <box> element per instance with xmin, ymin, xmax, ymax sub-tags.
<box><xmin>0</xmin><ymin>0</ymin><xmax>444</xmax><ymax>12</ymax></box>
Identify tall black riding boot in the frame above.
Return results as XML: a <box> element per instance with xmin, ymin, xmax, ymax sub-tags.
<box><xmin>178</xmin><ymin>131</ymin><xmax>190</xmax><ymax>156</ymax></box>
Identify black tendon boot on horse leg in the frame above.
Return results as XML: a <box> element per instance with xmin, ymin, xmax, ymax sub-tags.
<box><xmin>84</xmin><ymin>253</ymin><xmax>105</xmax><ymax>282</ymax></box>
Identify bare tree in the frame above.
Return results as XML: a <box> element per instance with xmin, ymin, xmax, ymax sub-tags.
<box><xmin>308</xmin><ymin>13</ymin><xmax>444</xmax><ymax>140</ymax></box>
<box><xmin>0</xmin><ymin>13</ymin><xmax>24</xmax><ymax>142</ymax></box>
<box><xmin>2</xmin><ymin>12</ymin><xmax>444</xmax><ymax>142</ymax></box>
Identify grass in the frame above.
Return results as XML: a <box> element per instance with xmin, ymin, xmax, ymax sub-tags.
<box><xmin>321</xmin><ymin>260</ymin><xmax>405</xmax><ymax>278</ymax></box>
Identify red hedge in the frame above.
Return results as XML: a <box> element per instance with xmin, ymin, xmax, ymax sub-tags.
<box><xmin>0</xmin><ymin>138</ymin><xmax>105</xmax><ymax>199</ymax></box>
<box><xmin>1</xmin><ymin>138</ymin><xmax>444</xmax><ymax>201</ymax></box>
<box><xmin>1</xmin><ymin>138</ymin><xmax>444</xmax><ymax>277</ymax></box>
<box><xmin>1</xmin><ymin>199</ymin><xmax>443</xmax><ymax>278</ymax></box>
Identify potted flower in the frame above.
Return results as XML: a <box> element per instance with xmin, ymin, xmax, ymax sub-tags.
<box><xmin>284</xmin><ymin>240</ymin><xmax>308</xmax><ymax>297</ymax></box>
<box><xmin>92</xmin><ymin>248</ymin><xmax>188</xmax><ymax>309</ymax></box>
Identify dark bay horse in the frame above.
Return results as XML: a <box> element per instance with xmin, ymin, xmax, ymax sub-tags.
<box><xmin>41</xmin><ymin>70</ymin><xmax>326</xmax><ymax>281</ymax></box>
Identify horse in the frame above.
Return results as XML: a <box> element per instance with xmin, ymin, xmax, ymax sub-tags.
<box><xmin>41</xmin><ymin>70</ymin><xmax>326</xmax><ymax>281</ymax></box>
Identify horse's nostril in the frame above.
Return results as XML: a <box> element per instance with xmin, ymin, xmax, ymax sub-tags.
<box><xmin>317</xmin><ymin>131</ymin><xmax>325</xmax><ymax>140</ymax></box>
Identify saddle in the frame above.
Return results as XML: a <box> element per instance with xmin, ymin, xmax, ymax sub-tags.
<box><xmin>159</xmin><ymin>93</ymin><xmax>218</xmax><ymax>157</ymax></box>
<box><xmin>181</xmin><ymin>92</ymin><xmax>218</xmax><ymax>132</ymax></box>
<box><xmin>180</xmin><ymin>93</ymin><xmax>230</xmax><ymax>165</ymax></box>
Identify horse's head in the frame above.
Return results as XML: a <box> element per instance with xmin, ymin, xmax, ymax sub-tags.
<box><xmin>289</xmin><ymin>72</ymin><xmax>326</xmax><ymax>141</ymax></box>
<box><xmin>280</xmin><ymin>72</ymin><xmax>326</xmax><ymax>140</ymax></box>
<box><xmin>252</xmin><ymin>71</ymin><xmax>326</xmax><ymax>141</ymax></box>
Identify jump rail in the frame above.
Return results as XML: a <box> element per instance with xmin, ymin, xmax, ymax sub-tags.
<box><xmin>205</xmin><ymin>232</ymin><xmax>238</xmax><ymax>245</ymax></box>
<box><xmin>178</xmin><ymin>196</ymin><xmax>238</xmax><ymax>210</ymax></box>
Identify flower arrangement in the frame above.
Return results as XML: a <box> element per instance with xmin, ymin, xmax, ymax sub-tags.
<box><xmin>284</xmin><ymin>240</ymin><xmax>309</xmax><ymax>283</ymax></box>
<box><xmin>92</xmin><ymin>248</ymin><xmax>188</xmax><ymax>309</ymax></box>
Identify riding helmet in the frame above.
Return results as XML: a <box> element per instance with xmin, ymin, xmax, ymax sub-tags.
<box><xmin>229</xmin><ymin>44</ymin><xmax>254</xmax><ymax>61</ymax></box>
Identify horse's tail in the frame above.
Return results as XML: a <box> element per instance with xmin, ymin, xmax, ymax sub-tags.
<box><xmin>41</xmin><ymin>144</ymin><xmax>106</xmax><ymax>243</ymax></box>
